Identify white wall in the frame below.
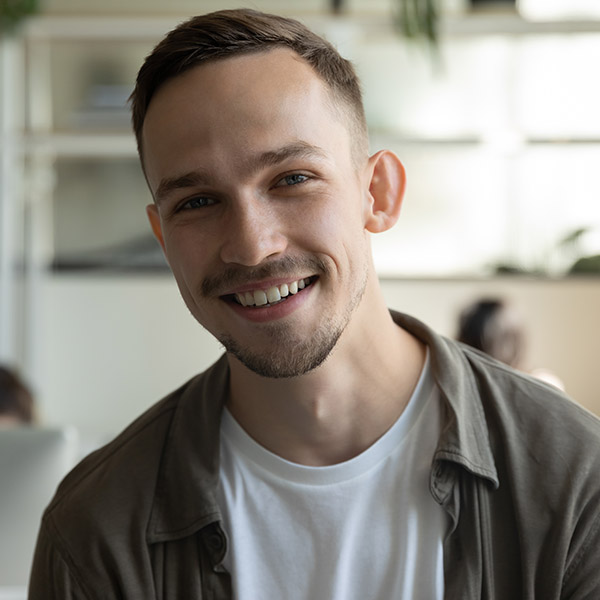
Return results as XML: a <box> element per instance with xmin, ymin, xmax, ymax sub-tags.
<box><xmin>38</xmin><ymin>274</ymin><xmax>222</xmax><ymax>440</ymax></box>
<box><xmin>36</xmin><ymin>273</ymin><xmax>600</xmax><ymax>443</ymax></box>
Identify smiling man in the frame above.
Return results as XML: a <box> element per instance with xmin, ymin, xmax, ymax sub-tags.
<box><xmin>29</xmin><ymin>9</ymin><xmax>600</xmax><ymax>600</ymax></box>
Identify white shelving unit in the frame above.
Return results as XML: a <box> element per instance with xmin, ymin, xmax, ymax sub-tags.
<box><xmin>0</xmin><ymin>35</ymin><xmax>25</xmax><ymax>365</ymax></box>
<box><xmin>1</xmin><ymin>8</ymin><xmax>599</xmax><ymax>413</ymax></box>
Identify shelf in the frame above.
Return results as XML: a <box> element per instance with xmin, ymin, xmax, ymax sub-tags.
<box><xmin>369</xmin><ymin>131</ymin><xmax>600</xmax><ymax>147</ymax></box>
<box><xmin>25</xmin><ymin>133</ymin><xmax>137</xmax><ymax>157</ymax></box>
<box><xmin>440</xmin><ymin>13</ymin><xmax>600</xmax><ymax>36</ymax></box>
<box><xmin>19</xmin><ymin>132</ymin><xmax>600</xmax><ymax>158</ymax></box>
<box><xmin>24</xmin><ymin>15</ymin><xmax>184</xmax><ymax>40</ymax></box>
<box><xmin>22</xmin><ymin>12</ymin><xmax>600</xmax><ymax>43</ymax></box>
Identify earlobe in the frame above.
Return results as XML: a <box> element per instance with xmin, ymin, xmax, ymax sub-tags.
<box><xmin>364</xmin><ymin>150</ymin><xmax>406</xmax><ymax>234</ymax></box>
<box><xmin>146</xmin><ymin>204</ymin><xmax>167</xmax><ymax>256</ymax></box>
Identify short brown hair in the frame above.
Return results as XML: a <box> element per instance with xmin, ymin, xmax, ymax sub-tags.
<box><xmin>130</xmin><ymin>9</ymin><xmax>368</xmax><ymax>162</ymax></box>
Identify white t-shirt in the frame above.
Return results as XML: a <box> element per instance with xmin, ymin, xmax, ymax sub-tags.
<box><xmin>218</xmin><ymin>351</ymin><xmax>447</xmax><ymax>600</ymax></box>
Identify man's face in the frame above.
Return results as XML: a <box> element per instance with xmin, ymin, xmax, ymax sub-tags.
<box><xmin>142</xmin><ymin>48</ymin><xmax>375</xmax><ymax>378</ymax></box>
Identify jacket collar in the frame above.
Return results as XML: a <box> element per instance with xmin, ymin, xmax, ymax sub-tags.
<box><xmin>147</xmin><ymin>354</ymin><xmax>230</xmax><ymax>543</ymax></box>
<box><xmin>147</xmin><ymin>311</ymin><xmax>498</xmax><ymax>542</ymax></box>
<box><xmin>389</xmin><ymin>311</ymin><xmax>499</xmax><ymax>492</ymax></box>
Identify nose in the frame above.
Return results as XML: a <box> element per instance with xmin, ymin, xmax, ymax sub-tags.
<box><xmin>219</xmin><ymin>196</ymin><xmax>288</xmax><ymax>266</ymax></box>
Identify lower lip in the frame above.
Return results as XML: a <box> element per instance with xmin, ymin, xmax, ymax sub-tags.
<box><xmin>225</xmin><ymin>283</ymin><xmax>314</xmax><ymax>323</ymax></box>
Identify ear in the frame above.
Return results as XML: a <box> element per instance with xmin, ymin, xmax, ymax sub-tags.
<box><xmin>363</xmin><ymin>150</ymin><xmax>406</xmax><ymax>234</ymax></box>
<box><xmin>146</xmin><ymin>204</ymin><xmax>167</xmax><ymax>256</ymax></box>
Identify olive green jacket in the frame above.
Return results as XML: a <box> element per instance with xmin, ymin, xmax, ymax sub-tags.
<box><xmin>29</xmin><ymin>312</ymin><xmax>600</xmax><ymax>599</ymax></box>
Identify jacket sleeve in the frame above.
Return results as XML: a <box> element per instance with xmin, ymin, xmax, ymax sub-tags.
<box><xmin>561</xmin><ymin>508</ymin><xmax>600</xmax><ymax>599</ymax></box>
<box><xmin>28</xmin><ymin>519</ymin><xmax>90</xmax><ymax>600</ymax></box>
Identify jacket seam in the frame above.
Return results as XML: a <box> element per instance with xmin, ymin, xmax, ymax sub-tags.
<box><xmin>43</xmin><ymin>515</ymin><xmax>96</xmax><ymax>600</ymax></box>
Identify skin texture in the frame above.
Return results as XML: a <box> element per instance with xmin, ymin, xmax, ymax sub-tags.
<box><xmin>143</xmin><ymin>48</ymin><xmax>426</xmax><ymax>466</ymax></box>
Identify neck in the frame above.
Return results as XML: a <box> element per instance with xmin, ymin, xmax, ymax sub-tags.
<box><xmin>227</xmin><ymin>287</ymin><xmax>426</xmax><ymax>466</ymax></box>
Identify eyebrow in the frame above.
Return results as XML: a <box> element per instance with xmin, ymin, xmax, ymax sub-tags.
<box><xmin>154</xmin><ymin>141</ymin><xmax>328</xmax><ymax>206</ymax></box>
<box><xmin>249</xmin><ymin>141</ymin><xmax>328</xmax><ymax>171</ymax></box>
<box><xmin>154</xmin><ymin>172</ymin><xmax>210</xmax><ymax>206</ymax></box>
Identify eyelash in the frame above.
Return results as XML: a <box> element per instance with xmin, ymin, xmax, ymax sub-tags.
<box><xmin>276</xmin><ymin>173</ymin><xmax>310</xmax><ymax>187</ymax></box>
<box><xmin>174</xmin><ymin>172</ymin><xmax>311</xmax><ymax>213</ymax></box>
<box><xmin>177</xmin><ymin>196</ymin><xmax>215</xmax><ymax>212</ymax></box>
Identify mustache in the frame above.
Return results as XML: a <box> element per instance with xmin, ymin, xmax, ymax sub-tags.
<box><xmin>201</xmin><ymin>256</ymin><xmax>328</xmax><ymax>298</ymax></box>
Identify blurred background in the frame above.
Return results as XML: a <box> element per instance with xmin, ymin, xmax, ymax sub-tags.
<box><xmin>1</xmin><ymin>0</ymin><xmax>600</xmax><ymax>445</ymax></box>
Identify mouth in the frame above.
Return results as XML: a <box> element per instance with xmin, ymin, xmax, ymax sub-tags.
<box><xmin>223</xmin><ymin>276</ymin><xmax>317</xmax><ymax>308</ymax></box>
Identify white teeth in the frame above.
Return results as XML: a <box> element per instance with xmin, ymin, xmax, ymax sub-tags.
<box><xmin>253</xmin><ymin>290</ymin><xmax>268</xmax><ymax>306</ymax></box>
<box><xmin>266</xmin><ymin>286</ymin><xmax>281</xmax><ymax>304</ymax></box>
<box><xmin>234</xmin><ymin>277</ymin><xmax>311</xmax><ymax>307</ymax></box>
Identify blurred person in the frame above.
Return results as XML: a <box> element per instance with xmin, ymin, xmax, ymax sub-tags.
<box><xmin>30</xmin><ymin>9</ymin><xmax>600</xmax><ymax>599</ymax></box>
<box><xmin>457</xmin><ymin>297</ymin><xmax>565</xmax><ymax>390</ymax></box>
<box><xmin>0</xmin><ymin>365</ymin><xmax>35</xmax><ymax>426</ymax></box>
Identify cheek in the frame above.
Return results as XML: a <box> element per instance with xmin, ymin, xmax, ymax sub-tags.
<box><xmin>162</xmin><ymin>224</ymin><xmax>212</xmax><ymax>264</ymax></box>
<box><xmin>160</xmin><ymin>229</ymin><xmax>213</xmax><ymax>301</ymax></box>
<box><xmin>301</xmin><ymin>186</ymin><xmax>365</xmax><ymax>236</ymax></box>
<box><xmin>302</xmin><ymin>201</ymin><xmax>369</xmax><ymax>270</ymax></box>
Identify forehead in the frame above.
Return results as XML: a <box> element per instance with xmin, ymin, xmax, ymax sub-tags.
<box><xmin>141</xmin><ymin>48</ymin><xmax>353</xmax><ymax>187</ymax></box>
<box><xmin>142</xmin><ymin>48</ymin><xmax>341</xmax><ymax>138</ymax></box>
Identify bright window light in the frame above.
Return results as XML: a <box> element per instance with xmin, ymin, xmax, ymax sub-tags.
<box><xmin>518</xmin><ymin>0</ymin><xmax>600</xmax><ymax>20</ymax></box>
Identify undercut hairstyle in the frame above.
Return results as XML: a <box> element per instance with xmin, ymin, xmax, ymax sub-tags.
<box><xmin>130</xmin><ymin>8</ymin><xmax>368</xmax><ymax>163</ymax></box>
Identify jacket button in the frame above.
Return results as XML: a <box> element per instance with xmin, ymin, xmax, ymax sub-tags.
<box><xmin>207</xmin><ymin>532</ymin><xmax>224</xmax><ymax>553</ymax></box>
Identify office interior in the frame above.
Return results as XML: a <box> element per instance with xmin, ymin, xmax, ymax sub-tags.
<box><xmin>2</xmin><ymin>0</ymin><xmax>600</xmax><ymax>440</ymax></box>
<box><xmin>1</xmin><ymin>0</ymin><xmax>600</xmax><ymax>503</ymax></box>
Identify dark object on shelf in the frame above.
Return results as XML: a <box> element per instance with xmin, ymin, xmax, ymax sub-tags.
<box><xmin>493</xmin><ymin>263</ymin><xmax>545</xmax><ymax>276</ymax></box>
<box><xmin>569</xmin><ymin>255</ymin><xmax>600</xmax><ymax>275</ymax></box>
<box><xmin>494</xmin><ymin>264</ymin><xmax>528</xmax><ymax>275</ymax></box>
<box><xmin>470</xmin><ymin>0</ymin><xmax>515</xmax><ymax>5</ymax></box>
<box><xmin>52</xmin><ymin>235</ymin><xmax>169</xmax><ymax>272</ymax></box>
<box><xmin>331</xmin><ymin>0</ymin><xmax>345</xmax><ymax>15</ymax></box>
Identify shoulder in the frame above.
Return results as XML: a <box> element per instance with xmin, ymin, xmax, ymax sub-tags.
<box><xmin>31</xmin><ymin>356</ymin><xmax>230</xmax><ymax>594</ymax></box>
<box><xmin>462</xmin><ymin>340</ymin><xmax>600</xmax><ymax>447</ymax></box>
<box><xmin>45</xmin><ymin>375</ymin><xmax>195</xmax><ymax>529</ymax></box>
<box><xmin>40</xmin><ymin>356</ymin><xmax>226</xmax><ymax>548</ymax></box>
<box><xmin>29</xmin><ymin>378</ymin><xmax>193</xmax><ymax>597</ymax></box>
<box><xmin>461</xmin><ymin>343</ymin><xmax>600</xmax><ymax>586</ymax></box>
<box><xmin>453</xmin><ymin>340</ymin><xmax>600</xmax><ymax>520</ymax></box>
<box><xmin>392</xmin><ymin>309</ymin><xmax>600</xmax><ymax>458</ymax></box>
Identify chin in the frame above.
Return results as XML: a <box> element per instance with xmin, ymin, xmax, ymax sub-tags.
<box><xmin>221</xmin><ymin>323</ymin><xmax>342</xmax><ymax>379</ymax></box>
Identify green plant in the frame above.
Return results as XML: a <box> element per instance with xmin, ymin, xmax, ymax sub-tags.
<box><xmin>0</xmin><ymin>0</ymin><xmax>40</xmax><ymax>33</ymax></box>
<box><xmin>570</xmin><ymin>255</ymin><xmax>600</xmax><ymax>275</ymax></box>
<box><xmin>394</xmin><ymin>0</ymin><xmax>439</xmax><ymax>44</ymax></box>
<box><xmin>332</xmin><ymin>0</ymin><xmax>439</xmax><ymax>44</ymax></box>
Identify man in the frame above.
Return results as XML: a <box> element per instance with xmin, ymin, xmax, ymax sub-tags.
<box><xmin>30</xmin><ymin>9</ymin><xmax>600</xmax><ymax>599</ymax></box>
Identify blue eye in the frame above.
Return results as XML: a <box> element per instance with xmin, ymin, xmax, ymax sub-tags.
<box><xmin>179</xmin><ymin>196</ymin><xmax>215</xmax><ymax>210</ymax></box>
<box><xmin>278</xmin><ymin>174</ymin><xmax>309</xmax><ymax>187</ymax></box>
